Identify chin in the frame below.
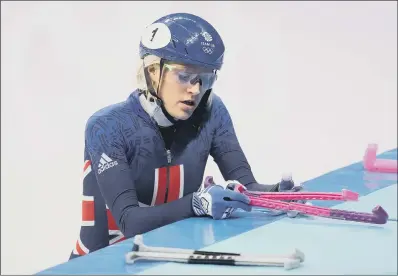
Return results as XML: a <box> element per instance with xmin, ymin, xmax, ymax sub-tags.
<box><xmin>173</xmin><ymin>111</ymin><xmax>193</xmax><ymax>121</ymax></box>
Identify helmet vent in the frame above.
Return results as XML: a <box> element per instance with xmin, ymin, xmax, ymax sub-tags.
<box><xmin>171</xmin><ymin>39</ymin><xmax>177</xmax><ymax>48</ymax></box>
<box><xmin>184</xmin><ymin>48</ymin><xmax>189</xmax><ymax>54</ymax></box>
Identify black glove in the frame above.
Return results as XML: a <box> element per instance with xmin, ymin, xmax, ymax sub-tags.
<box><xmin>245</xmin><ymin>173</ymin><xmax>306</xmax><ymax>218</ymax></box>
<box><xmin>245</xmin><ymin>173</ymin><xmax>302</xmax><ymax>192</ymax></box>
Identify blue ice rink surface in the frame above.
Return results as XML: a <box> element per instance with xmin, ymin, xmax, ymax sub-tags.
<box><xmin>38</xmin><ymin>148</ymin><xmax>397</xmax><ymax>275</ymax></box>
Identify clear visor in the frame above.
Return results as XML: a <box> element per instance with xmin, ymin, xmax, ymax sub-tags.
<box><xmin>163</xmin><ymin>63</ymin><xmax>217</xmax><ymax>91</ymax></box>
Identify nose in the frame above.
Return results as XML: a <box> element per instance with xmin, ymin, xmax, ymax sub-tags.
<box><xmin>187</xmin><ymin>81</ymin><xmax>201</xmax><ymax>95</ymax></box>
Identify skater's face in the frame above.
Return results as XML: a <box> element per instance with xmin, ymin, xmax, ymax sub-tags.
<box><xmin>148</xmin><ymin>62</ymin><xmax>216</xmax><ymax>120</ymax></box>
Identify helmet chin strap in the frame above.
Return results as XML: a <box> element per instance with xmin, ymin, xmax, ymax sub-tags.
<box><xmin>139</xmin><ymin>93</ymin><xmax>174</xmax><ymax>127</ymax></box>
<box><xmin>141</xmin><ymin>58</ymin><xmax>178</xmax><ymax>127</ymax></box>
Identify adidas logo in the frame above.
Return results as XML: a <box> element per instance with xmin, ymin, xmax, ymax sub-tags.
<box><xmin>98</xmin><ymin>153</ymin><xmax>118</xmax><ymax>175</ymax></box>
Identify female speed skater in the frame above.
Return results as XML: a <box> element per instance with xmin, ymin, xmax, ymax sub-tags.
<box><xmin>70</xmin><ymin>12</ymin><xmax>301</xmax><ymax>259</ymax></box>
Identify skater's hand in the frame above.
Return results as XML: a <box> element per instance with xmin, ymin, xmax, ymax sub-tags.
<box><xmin>192</xmin><ymin>177</ymin><xmax>252</xmax><ymax>219</ymax></box>
<box><xmin>218</xmin><ymin>173</ymin><xmax>306</xmax><ymax>218</ymax></box>
<box><xmin>263</xmin><ymin>173</ymin><xmax>306</xmax><ymax>218</ymax></box>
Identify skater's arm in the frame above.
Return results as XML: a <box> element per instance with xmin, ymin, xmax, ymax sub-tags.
<box><xmin>85</xmin><ymin>116</ymin><xmax>195</xmax><ymax>239</ymax></box>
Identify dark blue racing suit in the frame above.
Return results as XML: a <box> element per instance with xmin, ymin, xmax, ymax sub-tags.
<box><xmin>70</xmin><ymin>90</ymin><xmax>276</xmax><ymax>258</ymax></box>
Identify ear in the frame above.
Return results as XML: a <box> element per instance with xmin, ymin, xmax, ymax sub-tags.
<box><xmin>147</xmin><ymin>64</ymin><xmax>160</xmax><ymax>86</ymax></box>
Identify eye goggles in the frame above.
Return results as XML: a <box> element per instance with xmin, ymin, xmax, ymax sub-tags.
<box><xmin>163</xmin><ymin>63</ymin><xmax>217</xmax><ymax>91</ymax></box>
